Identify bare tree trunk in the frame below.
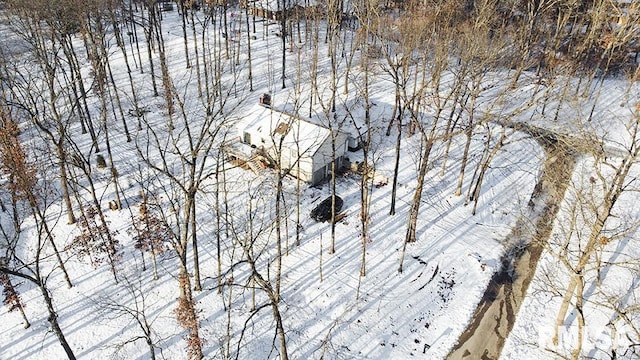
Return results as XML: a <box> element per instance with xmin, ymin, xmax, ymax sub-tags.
<box><xmin>455</xmin><ymin>87</ymin><xmax>478</xmax><ymax>196</ymax></box>
<box><xmin>179</xmin><ymin>1</ymin><xmax>191</xmax><ymax>68</ymax></box>
<box><xmin>224</xmin><ymin>273</ymin><xmax>233</xmax><ymax>358</ymax></box>
<box><xmin>404</xmin><ymin>136</ymin><xmax>434</xmax><ymax>245</ymax></box>
<box><xmin>389</xmin><ymin>106</ymin><xmax>402</xmax><ymax>215</ymax></box>
<box><xmin>103</xmin><ymin>106</ymin><xmax>124</xmax><ymax>210</ymax></box>
<box><xmin>191</xmin><ymin>194</ymin><xmax>201</xmax><ymax>291</ymax></box>
<box><xmin>40</xmin><ymin>279</ymin><xmax>76</xmax><ymax>360</ymax></box>
<box><xmin>455</xmin><ymin>126</ymin><xmax>473</xmax><ymax>196</ymax></box>
<box><xmin>572</xmin><ymin>276</ymin><xmax>585</xmax><ymax>360</ymax></box>
<box><xmin>244</xmin><ymin>6</ymin><xmax>254</xmax><ymax>92</ymax></box>
<box><xmin>143</xmin><ymin>8</ymin><xmax>159</xmax><ymax>97</ymax></box>
<box><xmin>279</xmin><ymin>0</ymin><xmax>287</xmax><ymax>89</ymax></box>
<box><xmin>356</xmin><ymin>6</ymin><xmax>374</xmax><ymax>278</ymax></box>
<box><xmin>58</xmin><ymin>37</ymin><xmax>87</xmax><ymax>135</ymax></box>
<box><xmin>56</xmin><ymin>143</ymin><xmax>76</xmax><ymax>225</ymax></box>
<box><xmin>110</xmin><ymin>9</ymin><xmax>142</xmax><ymax>130</ymax></box>
<box><xmin>201</xmin><ymin>19</ymin><xmax>211</xmax><ymax>100</ymax></box>
<box><xmin>61</xmin><ymin>34</ymin><xmax>96</xmax><ymax>145</ymax></box>
<box><xmin>0</xmin><ymin>268</ymin><xmax>76</xmax><ymax>360</ymax></box>
<box><xmin>215</xmin><ymin>155</ymin><xmax>223</xmax><ymax>294</ymax></box>
<box><xmin>190</xmin><ymin>9</ymin><xmax>203</xmax><ymax>97</ymax></box>
<box><xmin>105</xmin><ymin>54</ymin><xmax>131</xmax><ymax>143</ymax></box>
<box><xmin>152</xmin><ymin>6</ymin><xmax>175</xmax><ymax>118</ymax></box>
<box><xmin>469</xmin><ymin>127</ymin><xmax>505</xmax><ymax>215</ymax></box>
<box><xmin>128</xmin><ymin>1</ymin><xmax>144</xmax><ymax>72</ymax></box>
<box><xmin>177</xmin><ymin>266</ymin><xmax>203</xmax><ymax>359</ymax></box>
<box><xmin>330</xmin><ymin>139</ymin><xmax>337</xmax><ymax>253</ymax></box>
<box><xmin>274</xmin><ymin>175</ymin><xmax>284</xmax><ymax>302</ymax></box>
<box><xmin>222</xmin><ymin>1</ymin><xmax>230</xmax><ymax>59</ymax></box>
<box><xmin>252</xmin><ymin>268</ymin><xmax>289</xmax><ymax>360</ymax></box>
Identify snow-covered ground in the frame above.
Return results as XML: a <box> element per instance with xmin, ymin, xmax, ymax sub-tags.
<box><xmin>0</xmin><ymin>4</ymin><xmax>638</xmax><ymax>360</ymax></box>
<box><xmin>503</xmin><ymin>157</ymin><xmax>640</xmax><ymax>360</ymax></box>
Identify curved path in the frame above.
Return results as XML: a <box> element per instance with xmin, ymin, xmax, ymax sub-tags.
<box><xmin>447</xmin><ymin>125</ymin><xmax>578</xmax><ymax>360</ymax></box>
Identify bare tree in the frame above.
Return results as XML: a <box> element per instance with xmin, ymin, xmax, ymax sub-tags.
<box><xmin>69</xmin><ymin>204</ymin><xmax>121</xmax><ymax>282</ymax></box>
<box><xmin>549</xmin><ymin>105</ymin><xmax>640</xmax><ymax>357</ymax></box>
<box><xmin>129</xmin><ymin>192</ymin><xmax>170</xmax><ymax>280</ymax></box>
<box><xmin>3</xmin><ymin>2</ymin><xmax>80</xmax><ymax>225</ymax></box>
<box><xmin>0</xmin><ymin>105</ymin><xmax>72</xmax><ymax>288</ymax></box>
<box><xmin>349</xmin><ymin>0</ymin><xmax>380</xmax><ymax>278</ymax></box>
<box><xmin>0</xmin><ymin>263</ymin><xmax>76</xmax><ymax>359</ymax></box>
<box><xmin>308</xmin><ymin>12</ymin><xmax>350</xmax><ymax>253</ymax></box>
<box><xmin>0</xmin><ymin>272</ymin><xmax>30</xmax><ymax>328</ymax></box>
<box><xmin>0</xmin><ymin>109</ymin><xmax>76</xmax><ymax>359</ymax></box>
<box><xmin>228</xmin><ymin>181</ymin><xmax>290</xmax><ymax>360</ymax></box>
<box><xmin>96</xmin><ymin>273</ymin><xmax>163</xmax><ymax>360</ymax></box>
<box><xmin>135</xmin><ymin>39</ymin><xmax>241</xmax><ymax>356</ymax></box>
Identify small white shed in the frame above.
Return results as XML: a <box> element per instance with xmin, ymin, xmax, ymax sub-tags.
<box><xmin>238</xmin><ymin>104</ymin><xmax>349</xmax><ymax>185</ymax></box>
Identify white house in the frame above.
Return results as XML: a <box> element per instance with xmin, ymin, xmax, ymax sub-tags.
<box><xmin>234</xmin><ymin>103</ymin><xmax>349</xmax><ymax>185</ymax></box>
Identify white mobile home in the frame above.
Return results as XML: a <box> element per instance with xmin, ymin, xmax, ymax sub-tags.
<box><xmin>238</xmin><ymin>104</ymin><xmax>349</xmax><ymax>185</ymax></box>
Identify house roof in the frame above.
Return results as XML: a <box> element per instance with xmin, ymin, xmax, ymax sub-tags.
<box><xmin>240</xmin><ymin>103</ymin><xmax>332</xmax><ymax>158</ymax></box>
<box><xmin>251</xmin><ymin>0</ymin><xmax>316</xmax><ymax>11</ymax></box>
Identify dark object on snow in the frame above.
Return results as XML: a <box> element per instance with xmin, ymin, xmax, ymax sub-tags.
<box><xmin>127</xmin><ymin>107</ymin><xmax>149</xmax><ymax>117</ymax></box>
<box><xmin>260</xmin><ymin>93</ymin><xmax>271</xmax><ymax>107</ymax></box>
<box><xmin>96</xmin><ymin>154</ymin><xmax>107</xmax><ymax>168</ymax></box>
<box><xmin>310</xmin><ymin>196</ymin><xmax>343</xmax><ymax>222</ymax></box>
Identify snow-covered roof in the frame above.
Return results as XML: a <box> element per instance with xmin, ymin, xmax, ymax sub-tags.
<box><xmin>251</xmin><ymin>0</ymin><xmax>316</xmax><ymax>11</ymax></box>
<box><xmin>240</xmin><ymin>103</ymin><xmax>331</xmax><ymax>157</ymax></box>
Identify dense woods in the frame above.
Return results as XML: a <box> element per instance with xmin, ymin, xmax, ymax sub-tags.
<box><xmin>0</xmin><ymin>0</ymin><xmax>639</xmax><ymax>359</ymax></box>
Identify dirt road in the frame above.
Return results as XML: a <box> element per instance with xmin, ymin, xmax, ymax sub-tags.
<box><xmin>447</xmin><ymin>128</ymin><xmax>577</xmax><ymax>360</ymax></box>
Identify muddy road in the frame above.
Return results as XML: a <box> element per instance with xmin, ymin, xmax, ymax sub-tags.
<box><xmin>448</xmin><ymin>126</ymin><xmax>577</xmax><ymax>360</ymax></box>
